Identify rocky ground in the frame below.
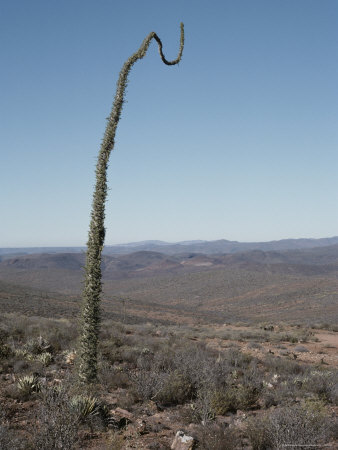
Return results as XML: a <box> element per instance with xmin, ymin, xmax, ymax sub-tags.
<box><xmin>0</xmin><ymin>315</ymin><xmax>337</xmax><ymax>449</ymax></box>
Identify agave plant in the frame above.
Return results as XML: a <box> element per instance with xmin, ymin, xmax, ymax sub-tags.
<box><xmin>17</xmin><ymin>374</ymin><xmax>41</xmax><ymax>399</ymax></box>
<box><xmin>79</xmin><ymin>23</ymin><xmax>185</xmax><ymax>383</ymax></box>
<box><xmin>36</xmin><ymin>352</ymin><xmax>53</xmax><ymax>366</ymax></box>
<box><xmin>70</xmin><ymin>394</ymin><xmax>101</xmax><ymax>422</ymax></box>
<box><xmin>24</xmin><ymin>336</ymin><xmax>51</xmax><ymax>355</ymax></box>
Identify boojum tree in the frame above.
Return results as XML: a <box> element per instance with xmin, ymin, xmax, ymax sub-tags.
<box><xmin>79</xmin><ymin>24</ymin><xmax>185</xmax><ymax>383</ymax></box>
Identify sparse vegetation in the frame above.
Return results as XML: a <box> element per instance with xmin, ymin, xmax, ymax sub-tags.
<box><xmin>0</xmin><ymin>300</ymin><xmax>336</xmax><ymax>447</ymax></box>
<box><xmin>246</xmin><ymin>403</ymin><xmax>336</xmax><ymax>449</ymax></box>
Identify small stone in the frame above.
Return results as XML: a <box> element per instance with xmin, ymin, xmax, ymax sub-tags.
<box><xmin>171</xmin><ymin>430</ymin><xmax>195</xmax><ymax>450</ymax></box>
<box><xmin>110</xmin><ymin>407</ymin><xmax>134</xmax><ymax>428</ymax></box>
<box><xmin>135</xmin><ymin>418</ymin><xmax>148</xmax><ymax>434</ymax></box>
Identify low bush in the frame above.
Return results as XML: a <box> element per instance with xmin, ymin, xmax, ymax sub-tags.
<box><xmin>24</xmin><ymin>336</ymin><xmax>52</xmax><ymax>356</ymax></box>
<box><xmin>210</xmin><ymin>388</ymin><xmax>237</xmax><ymax>414</ymax></box>
<box><xmin>301</xmin><ymin>369</ymin><xmax>338</xmax><ymax>404</ymax></box>
<box><xmin>294</xmin><ymin>345</ymin><xmax>309</xmax><ymax>352</ymax></box>
<box><xmin>0</xmin><ymin>410</ymin><xmax>26</xmax><ymax>450</ymax></box>
<box><xmin>16</xmin><ymin>374</ymin><xmax>41</xmax><ymax>400</ymax></box>
<box><xmin>195</xmin><ymin>423</ymin><xmax>240</xmax><ymax>449</ymax></box>
<box><xmin>246</xmin><ymin>403</ymin><xmax>334</xmax><ymax>449</ymax></box>
<box><xmin>70</xmin><ymin>394</ymin><xmax>101</xmax><ymax>422</ymax></box>
<box><xmin>33</xmin><ymin>387</ymin><xmax>79</xmax><ymax>450</ymax></box>
<box><xmin>264</xmin><ymin>355</ymin><xmax>305</xmax><ymax>375</ymax></box>
<box><xmin>156</xmin><ymin>370</ymin><xmax>194</xmax><ymax>405</ymax></box>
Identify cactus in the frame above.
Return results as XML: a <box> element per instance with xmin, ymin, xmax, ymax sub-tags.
<box><xmin>78</xmin><ymin>24</ymin><xmax>185</xmax><ymax>383</ymax></box>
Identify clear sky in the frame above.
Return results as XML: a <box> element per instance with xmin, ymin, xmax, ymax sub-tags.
<box><xmin>1</xmin><ymin>0</ymin><xmax>338</xmax><ymax>247</ymax></box>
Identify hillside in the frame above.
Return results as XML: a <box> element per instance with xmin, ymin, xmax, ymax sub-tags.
<box><xmin>1</xmin><ymin>245</ymin><xmax>338</xmax><ymax>325</ymax></box>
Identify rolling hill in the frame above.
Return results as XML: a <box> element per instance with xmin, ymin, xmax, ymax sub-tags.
<box><xmin>1</xmin><ymin>244</ymin><xmax>338</xmax><ymax>325</ymax></box>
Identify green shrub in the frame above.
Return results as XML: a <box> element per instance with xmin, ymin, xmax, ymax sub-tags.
<box><xmin>236</xmin><ymin>384</ymin><xmax>260</xmax><ymax>410</ymax></box>
<box><xmin>24</xmin><ymin>336</ymin><xmax>52</xmax><ymax>355</ymax></box>
<box><xmin>264</xmin><ymin>355</ymin><xmax>305</xmax><ymax>375</ymax></box>
<box><xmin>195</xmin><ymin>423</ymin><xmax>240</xmax><ymax>449</ymax></box>
<box><xmin>0</xmin><ymin>343</ymin><xmax>11</xmax><ymax>359</ymax></box>
<box><xmin>156</xmin><ymin>370</ymin><xmax>194</xmax><ymax>405</ymax></box>
<box><xmin>36</xmin><ymin>352</ymin><xmax>53</xmax><ymax>366</ymax></box>
<box><xmin>16</xmin><ymin>374</ymin><xmax>41</xmax><ymax>400</ymax></box>
<box><xmin>210</xmin><ymin>388</ymin><xmax>237</xmax><ymax>414</ymax></box>
<box><xmin>210</xmin><ymin>384</ymin><xmax>259</xmax><ymax>415</ymax></box>
<box><xmin>70</xmin><ymin>394</ymin><xmax>101</xmax><ymax>422</ymax></box>
<box><xmin>246</xmin><ymin>404</ymin><xmax>334</xmax><ymax>449</ymax></box>
<box><xmin>301</xmin><ymin>369</ymin><xmax>338</xmax><ymax>403</ymax></box>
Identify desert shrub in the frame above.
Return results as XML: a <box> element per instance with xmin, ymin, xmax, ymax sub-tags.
<box><xmin>70</xmin><ymin>394</ymin><xmax>101</xmax><ymax>422</ymax></box>
<box><xmin>190</xmin><ymin>387</ymin><xmax>216</xmax><ymax>424</ymax></box>
<box><xmin>210</xmin><ymin>384</ymin><xmax>260</xmax><ymax>415</ymax></box>
<box><xmin>270</xmin><ymin>404</ymin><xmax>333</xmax><ymax>448</ymax></box>
<box><xmin>130</xmin><ymin>368</ymin><xmax>167</xmax><ymax>401</ymax></box>
<box><xmin>16</xmin><ymin>374</ymin><xmax>41</xmax><ymax>400</ymax></box>
<box><xmin>238</xmin><ymin>330</ymin><xmax>268</xmax><ymax>342</ymax></box>
<box><xmin>36</xmin><ymin>352</ymin><xmax>53</xmax><ymax>366</ymax></box>
<box><xmin>210</xmin><ymin>388</ymin><xmax>237</xmax><ymax>414</ymax></box>
<box><xmin>156</xmin><ymin>370</ymin><xmax>194</xmax><ymax>405</ymax></box>
<box><xmin>294</xmin><ymin>345</ymin><xmax>309</xmax><ymax>352</ymax></box>
<box><xmin>24</xmin><ymin>336</ymin><xmax>52</xmax><ymax>355</ymax></box>
<box><xmin>246</xmin><ymin>414</ymin><xmax>272</xmax><ymax>450</ymax></box>
<box><xmin>195</xmin><ymin>423</ymin><xmax>240</xmax><ymax>449</ymax></box>
<box><xmin>172</xmin><ymin>344</ymin><xmax>230</xmax><ymax>391</ymax></box>
<box><xmin>0</xmin><ymin>424</ymin><xmax>26</xmax><ymax>450</ymax></box>
<box><xmin>247</xmin><ymin>341</ymin><xmax>262</xmax><ymax>349</ymax></box>
<box><xmin>312</xmin><ymin>322</ymin><xmax>338</xmax><ymax>332</ymax></box>
<box><xmin>0</xmin><ymin>344</ymin><xmax>11</xmax><ymax>360</ymax></box>
<box><xmin>276</xmin><ymin>332</ymin><xmax>298</xmax><ymax>343</ymax></box>
<box><xmin>246</xmin><ymin>403</ymin><xmax>334</xmax><ymax>449</ymax></box>
<box><xmin>99</xmin><ymin>362</ymin><xmax>130</xmax><ymax>390</ymax></box>
<box><xmin>224</xmin><ymin>348</ymin><xmax>252</xmax><ymax>369</ymax></box>
<box><xmin>236</xmin><ymin>384</ymin><xmax>260</xmax><ymax>410</ymax></box>
<box><xmin>33</xmin><ymin>387</ymin><xmax>79</xmax><ymax>449</ymax></box>
<box><xmin>99</xmin><ymin>333</ymin><xmax>137</xmax><ymax>365</ymax></box>
<box><xmin>301</xmin><ymin>369</ymin><xmax>338</xmax><ymax>403</ymax></box>
<box><xmin>264</xmin><ymin>355</ymin><xmax>305</xmax><ymax>375</ymax></box>
<box><xmin>0</xmin><ymin>330</ymin><xmax>11</xmax><ymax>360</ymax></box>
<box><xmin>119</xmin><ymin>346</ymin><xmax>141</xmax><ymax>366</ymax></box>
<box><xmin>107</xmin><ymin>430</ymin><xmax>125</xmax><ymax>450</ymax></box>
<box><xmin>47</xmin><ymin>321</ymin><xmax>78</xmax><ymax>351</ymax></box>
<box><xmin>0</xmin><ymin>409</ymin><xmax>26</xmax><ymax>450</ymax></box>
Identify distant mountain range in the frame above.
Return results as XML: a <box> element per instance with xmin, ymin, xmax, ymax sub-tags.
<box><xmin>2</xmin><ymin>236</ymin><xmax>338</xmax><ymax>258</ymax></box>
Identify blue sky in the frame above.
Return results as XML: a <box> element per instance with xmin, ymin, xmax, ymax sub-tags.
<box><xmin>1</xmin><ymin>0</ymin><xmax>338</xmax><ymax>247</ymax></box>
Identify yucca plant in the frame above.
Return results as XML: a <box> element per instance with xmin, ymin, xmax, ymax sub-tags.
<box><xmin>36</xmin><ymin>352</ymin><xmax>53</xmax><ymax>366</ymax></box>
<box><xmin>17</xmin><ymin>374</ymin><xmax>41</xmax><ymax>399</ymax></box>
<box><xmin>70</xmin><ymin>394</ymin><xmax>101</xmax><ymax>422</ymax></box>
<box><xmin>24</xmin><ymin>336</ymin><xmax>51</xmax><ymax>355</ymax></box>
<box><xmin>78</xmin><ymin>23</ymin><xmax>185</xmax><ymax>383</ymax></box>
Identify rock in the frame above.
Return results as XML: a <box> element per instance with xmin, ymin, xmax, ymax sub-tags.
<box><xmin>171</xmin><ymin>430</ymin><xmax>195</xmax><ymax>450</ymax></box>
<box><xmin>135</xmin><ymin>418</ymin><xmax>148</xmax><ymax>434</ymax></box>
<box><xmin>110</xmin><ymin>407</ymin><xmax>134</xmax><ymax>428</ymax></box>
<box><xmin>64</xmin><ymin>351</ymin><xmax>76</xmax><ymax>364</ymax></box>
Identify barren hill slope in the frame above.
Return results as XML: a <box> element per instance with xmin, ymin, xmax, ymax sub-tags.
<box><xmin>1</xmin><ymin>246</ymin><xmax>338</xmax><ymax>325</ymax></box>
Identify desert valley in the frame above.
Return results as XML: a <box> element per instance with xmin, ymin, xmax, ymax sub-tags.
<box><xmin>0</xmin><ymin>237</ymin><xmax>337</xmax><ymax>448</ymax></box>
